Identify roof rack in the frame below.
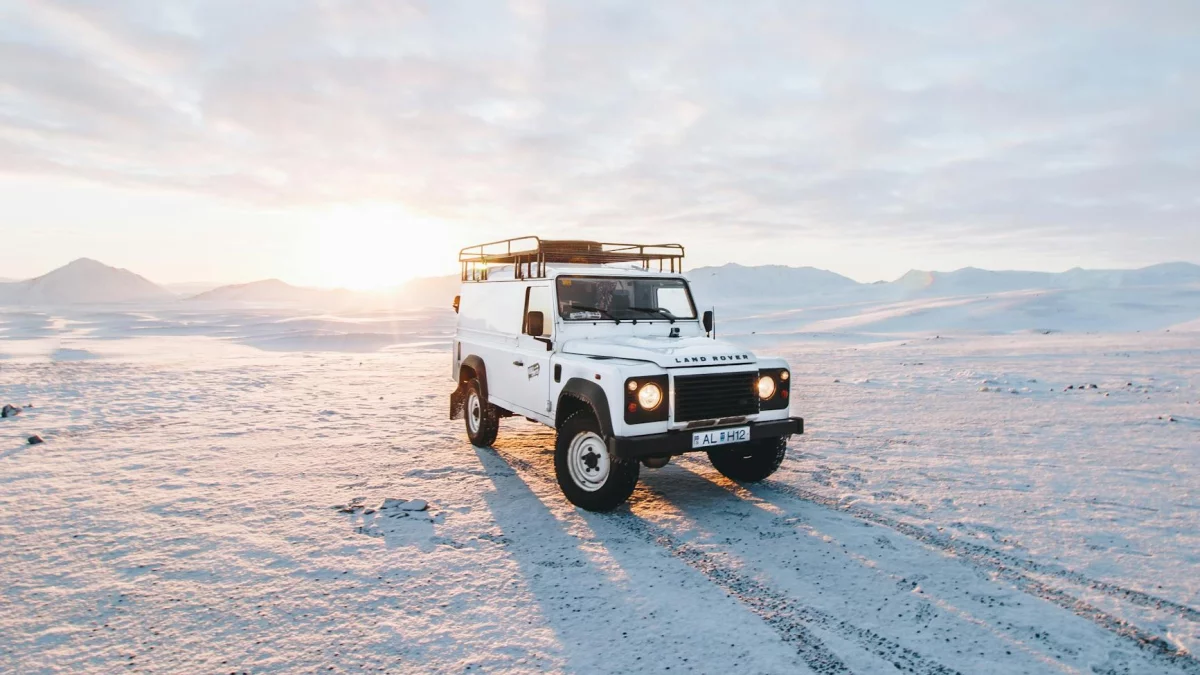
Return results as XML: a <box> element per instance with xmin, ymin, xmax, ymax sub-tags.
<box><xmin>459</xmin><ymin>236</ymin><xmax>685</xmax><ymax>281</ymax></box>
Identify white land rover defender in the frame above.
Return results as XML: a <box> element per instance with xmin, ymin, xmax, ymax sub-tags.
<box><xmin>450</xmin><ymin>237</ymin><xmax>804</xmax><ymax>511</ymax></box>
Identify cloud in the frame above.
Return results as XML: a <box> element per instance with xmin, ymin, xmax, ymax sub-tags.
<box><xmin>2</xmin><ymin>0</ymin><xmax>1198</xmax><ymax>269</ymax></box>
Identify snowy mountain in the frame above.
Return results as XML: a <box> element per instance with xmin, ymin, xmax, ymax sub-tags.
<box><xmin>689</xmin><ymin>263</ymin><xmax>859</xmax><ymax>304</ymax></box>
<box><xmin>891</xmin><ymin>262</ymin><xmax>1200</xmax><ymax>296</ymax></box>
<box><xmin>3</xmin><ymin>258</ymin><xmax>1198</xmax><ymax>336</ymax></box>
<box><xmin>394</xmin><ymin>274</ymin><xmax>459</xmax><ymax>309</ymax></box>
<box><xmin>1058</xmin><ymin>262</ymin><xmax>1200</xmax><ymax>289</ymax></box>
<box><xmin>0</xmin><ymin>258</ymin><xmax>172</xmax><ymax>305</ymax></box>
<box><xmin>689</xmin><ymin>261</ymin><xmax>1200</xmax><ymax>305</ymax></box>
<box><xmin>164</xmin><ymin>281</ymin><xmax>225</xmax><ymax>296</ymax></box>
<box><xmin>692</xmin><ymin>261</ymin><xmax>1200</xmax><ymax>337</ymax></box>
<box><xmin>189</xmin><ymin>279</ymin><xmax>360</xmax><ymax>305</ymax></box>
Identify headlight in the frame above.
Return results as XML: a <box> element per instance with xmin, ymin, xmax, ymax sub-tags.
<box><xmin>757</xmin><ymin>375</ymin><xmax>777</xmax><ymax>400</ymax></box>
<box><xmin>637</xmin><ymin>382</ymin><xmax>663</xmax><ymax>410</ymax></box>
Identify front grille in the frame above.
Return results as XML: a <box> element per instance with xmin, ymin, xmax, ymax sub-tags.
<box><xmin>673</xmin><ymin>372</ymin><xmax>759</xmax><ymax>422</ymax></box>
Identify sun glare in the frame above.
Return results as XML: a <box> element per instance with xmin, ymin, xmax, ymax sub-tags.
<box><xmin>315</xmin><ymin>204</ymin><xmax>454</xmax><ymax>290</ymax></box>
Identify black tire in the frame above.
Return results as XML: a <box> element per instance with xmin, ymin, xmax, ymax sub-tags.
<box><xmin>464</xmin><ymin>379</ymin><xmax>500</xmax><ymax>447</ymax></box>
<box><xmin>707</xmin><ymin>436</ymin><xmax>787</xmax><ymax>482</ymax></box>
<box><xmin>554</xmin><ymin>411</ymin><xmax>639</xmax><ymax>512</ymax></box>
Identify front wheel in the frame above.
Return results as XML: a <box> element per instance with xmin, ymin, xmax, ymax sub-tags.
<box><xmin>554</xmin><ymin>411</ymin><xmax>639</xmax><ymax>512</ymax></box>
<box><xmin>708</xmin><ymin>436</ymin><xmax>787</xmax><ymax>482</ymax></box>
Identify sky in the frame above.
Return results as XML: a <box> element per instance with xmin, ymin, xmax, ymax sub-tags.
<box><xmin>2</xmin><ymin>0</ymin><xmax>1198</xmax><ymax>289</ymax></box>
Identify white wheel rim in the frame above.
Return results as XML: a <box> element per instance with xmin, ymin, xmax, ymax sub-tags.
<box><xmin>467</xmin><ymin>392</ymin><xmax>482</xmax><ymax>435</ymax></box>
<box><xmin>567</xmin><ymin>431</ymin><xmax>610</xmax><ymax>492</ymax></box>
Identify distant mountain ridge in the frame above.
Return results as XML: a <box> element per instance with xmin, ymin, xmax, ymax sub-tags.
<box><xmin>684</xmin><ymin>261</ymin><xmax>1200</xmax><ymax>311</ymax></box>
<box><xmin>891</xmin><ymin>263</ymin><xmax>1200</xmax><ymax>296</ymax></box>
<box><xmin>164</xmin><ymin>281</ymin><xmax>225</xmax><ymax>296</ymax></box>
<box><xmin>0</xmin><ymin>258</ymin><xmax>172</xmax><ymax>305</ymax></box>
<box><xmin>188</xmin><ymin>275</ymin><xmax>460</xmax><ymax>308</ymax></box>
<box><xmin>688</xmin><ymin>263</ymin><xmax>859</xmax><ymax>300</ymax></box>
<box><xmin>2</xmin><ymin>258</ymin><xmax>1198</xmax><ymax>314</ymax></box>
<box><xmin>189</xmin><ymin>279</ymin><xmax>358</xmax><ymax>305</ymax></box>
<box><xmin>395</xmin><ymin>274</ymin><xmax>459</xmax><ymax>309</ymax></box>
<box><xmin>688</xmin><ymin>261</ymin><xmax>1200</xmax><ymax>336</ymax></box>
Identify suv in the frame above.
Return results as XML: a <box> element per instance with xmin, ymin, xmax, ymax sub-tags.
<box><xmin>450</xmin><ymin>237</ymin><xmax>803</xmax><ymax>511</ymax></box>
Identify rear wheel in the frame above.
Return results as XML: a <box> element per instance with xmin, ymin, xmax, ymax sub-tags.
<box><xmin>554</xmin><ymin>411</ymin><xmax>639</xmax><ymax>512</ymax></box>
<box><xmin>464</xmin><ymin>379</ymin><xmax>499</xmax><ymax>447</ymax></box>
<box><xmin>708</xmin><ymin>436</ymin><xmax>787</xmax><ymax>482</ymax></box>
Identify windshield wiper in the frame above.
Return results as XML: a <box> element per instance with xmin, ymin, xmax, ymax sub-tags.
<box><xmin>569</xmin><ymin>305</ymin><xmax>621</xmax><ymax>324</ymax></box>
<box><xmin>628</xmin><ymin>306</ymin><xmax>677</xmax><ymax>323</ymax></box>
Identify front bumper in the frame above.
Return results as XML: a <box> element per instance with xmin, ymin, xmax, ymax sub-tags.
<box><xmin>608</xmin><ymin>417</ymin><xmax>804</xmax><ymax>459</ymax></box>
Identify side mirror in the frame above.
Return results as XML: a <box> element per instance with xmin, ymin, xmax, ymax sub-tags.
<box><xmin>525</xmin><ymin>310</ymin><xmax>544</xmax><ymax>337</ymax></box>
<box><xmin>452</xmin><ymin>295</ymin><xmax>460</xmax><ymax>314</ymax></box>
<box><xmin>702</xmin><ymin>310</ymin><xmax>714</xmax><ymax>334</ymax></box>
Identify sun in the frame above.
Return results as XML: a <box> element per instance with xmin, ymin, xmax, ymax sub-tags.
<box><xmin>314</xmin><ymin>204</ymin><xmax>455</xmax><ymax>289</ymax></box>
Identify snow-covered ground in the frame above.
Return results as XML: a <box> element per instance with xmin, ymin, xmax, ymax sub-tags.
<box><xmin>2</xmin><ymin>306</ymin><xmax>1198</xmax><ymax>674</ymax></box>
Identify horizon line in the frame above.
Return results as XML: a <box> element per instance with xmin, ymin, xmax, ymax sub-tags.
<box><xmin>6</xmin><ymin>257</ymin><xmax>1200</xmax><ymax>294</ymax></box>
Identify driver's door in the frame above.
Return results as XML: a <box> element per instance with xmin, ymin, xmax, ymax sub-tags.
<box><xmin>510</xmin><ymin>285</ymin><xmax>554</xmax><ymax>421</ymax></box>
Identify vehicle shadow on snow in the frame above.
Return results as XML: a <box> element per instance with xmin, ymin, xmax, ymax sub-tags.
<box><xmin>631</xmin><ymin>459</ymin><xmax>763</xmax><ymax>513</ymax></box>
<box><xmin>471</xmin><ymin>443</ymin><xmax>634</xmax><ymax>673</ymax></box>
<box><xmin>471</xmin><ymin>442</ymin><xmax>786</xmax><ymax>674</ymax></box>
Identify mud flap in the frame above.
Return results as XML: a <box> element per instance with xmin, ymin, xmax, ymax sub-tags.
<box><xmin>450</xmin><ymin>384</ymin><xmax>466</xmax><ymax>420</ymax></box>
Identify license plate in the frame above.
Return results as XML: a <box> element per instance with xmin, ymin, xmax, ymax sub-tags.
<box><xmin>692</xmin><ymin>426</ymin><xmax>750</xmax><ymax>449</ymax></box>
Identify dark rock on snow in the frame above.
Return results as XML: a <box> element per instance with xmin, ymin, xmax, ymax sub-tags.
<box><xmin>28</xmin><ymin>435</ymin><xmax>44</xmax><ymax>445</ymax></box>
<box><xmin>2</xmin><ymin>404</ymin><xmax>21</xmax><ymax>418</ymax></box>
<box><xmin>380</xmin><ymin>498</ymin><xmax>428</xmax><ymax>512</ymax></box>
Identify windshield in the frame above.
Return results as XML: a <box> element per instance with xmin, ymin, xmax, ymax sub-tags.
<box><xmin>556</xmin><ymin>276</ymin><xmax>698</xmax><ymax>322</ymax></box>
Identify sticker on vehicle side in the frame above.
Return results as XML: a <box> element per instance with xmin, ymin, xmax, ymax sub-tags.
<box><xmin>527</xmin><ymin>363</ymin><xmax>541</xmax><ymax>380</ymax></box>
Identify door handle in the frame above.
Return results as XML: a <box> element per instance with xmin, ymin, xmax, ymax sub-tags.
<box><xmin>513</xmin><ymin>360</ymin><xmax>525</xmax><ymax>367</ymax></box>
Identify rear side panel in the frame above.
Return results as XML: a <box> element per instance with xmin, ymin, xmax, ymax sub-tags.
<box><xmin>453</xmin><ymin>282</ymin><xmax>525</xmax><ymax>414</ymax></box>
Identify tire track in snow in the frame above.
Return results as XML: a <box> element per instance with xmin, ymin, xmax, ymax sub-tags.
<box><xmin>490</xmin><ymin>446</ymin><xmax>961</xmax><ymax>675</ymax></box>
<box><xmin>694</xmin><ymin>463</ymin><xmax>1200</xmax><ymax>674</ymax></box>
<box><xmin>767</xmin><ymin>459</ymin><xmax>1200</xmax><ymax>625</ymax></box>
<box><xmin>609</xmin><ymin>513</ymin><xmax>961</xmax><ymax>675</ymax></box>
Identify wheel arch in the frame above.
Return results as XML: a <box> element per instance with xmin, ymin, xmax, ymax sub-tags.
<box><xmin>556</xmin><ymin>378</ymin><xmax>614</xmax><ymax>439</ymax></box>
<box><xmin>451</xmin><ymin>355</ymin><xmax>488</xmax><ymax>420</ymax></box>
<box><xmin>459</xmin><ymin>355</ymin><xmax>488</xmax><ymax>401</ymax></box>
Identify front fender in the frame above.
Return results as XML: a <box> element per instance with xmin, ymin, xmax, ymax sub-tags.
<box><xmin>557</xmin><ymin>378</ymin><xmax>614</xmax><ymax>438</ymax></box>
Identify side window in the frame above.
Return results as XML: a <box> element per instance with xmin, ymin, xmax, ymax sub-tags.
<box><xmin>523</xmin><ymin>286</ymin><xmax>553</xmax><ymax>337</ymax></box>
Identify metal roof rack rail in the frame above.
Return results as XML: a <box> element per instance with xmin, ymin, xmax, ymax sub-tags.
<box><xmin>459</xmin><ymin>236</ymin><xmax>685</xmax><ymax>281</ymax></box>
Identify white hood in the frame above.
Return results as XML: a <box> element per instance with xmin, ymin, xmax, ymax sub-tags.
<box><xmin>561</xmin><ymin>336</ymin><xmax>757</xmax><ymax>369</ymax></box>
